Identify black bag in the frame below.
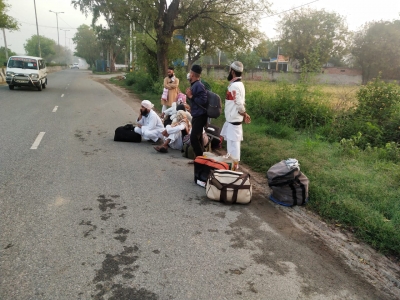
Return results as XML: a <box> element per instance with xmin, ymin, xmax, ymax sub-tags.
<box><xmin>205</xmin><ymin>124</ymin><xmax>222</xmax><ymax>149</ymax></box>
<box><xmin>194</xmin><ymin>157</ymin><xmax>230</xmax><ymax>187</ymax></box>
<box><xmin>193</xmin><ymin>90</ymin><xmax>222</xmax><ymax>119</ymax></box>
<box><xmin>114</xmin><ymin>124</ymin><xmax>142</xmax><ymax>143</ymax></box>
<box><xmin>205</xmin><ymin>90</ymin><xmax>222</xmax><ymax>119</ymax></box>
<box><xmin>267</xmin><ymin>160</ymin><xmax>309</xmax><ymax>207</ymax></box>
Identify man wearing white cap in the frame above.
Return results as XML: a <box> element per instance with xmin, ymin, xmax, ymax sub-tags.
<box><xmin>134</xmin><ymin>100</ymin><xmax>164</xmax><ymax>142</ymax></box>
<box><xmin>220</xmin><ymin>61</ymin><xmax>251</xmax><ymax>170</ymax></box>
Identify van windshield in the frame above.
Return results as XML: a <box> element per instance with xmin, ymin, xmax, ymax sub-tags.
<box><xmin>8</xmin><ymin>57</ymin><xmax>38</xmax><ymax>70</ymax></box>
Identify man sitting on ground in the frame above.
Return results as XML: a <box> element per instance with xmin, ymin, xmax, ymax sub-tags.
<box><xmin>135</xmin><ymin>100</ymin><xmax>164</xmax><ymax>143</ymax></box>
<box><xmin>154</xmin><ymin>110</ymin><xmax>192</xmax><ymax>153</ymax></box>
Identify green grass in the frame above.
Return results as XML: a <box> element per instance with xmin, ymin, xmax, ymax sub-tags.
<box><xmin>109</xmin><ymin>75</ymin><xmax>400</xmax><ymax>257</ymax></box>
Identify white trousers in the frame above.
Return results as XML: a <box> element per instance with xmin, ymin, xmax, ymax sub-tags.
<box><xmin>226</xmin><ymin>139</ymin><xmax>241</xmax><ymax>161</ymax></box>
<box><xmin>134</xmin><ymin>127</ymin><xmax>162</xmax><ymax>142</ymax></box>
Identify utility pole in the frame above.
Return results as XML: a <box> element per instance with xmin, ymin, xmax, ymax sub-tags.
<box><xmin>60</xmin><ymin>29</ymin><xmax>70</xmax><ymax>48</ymax></box>
<box><xmin>49</xmin><ymin>10</ymin><xmax>64</xmax><ymax>47</ymax></box>
<box><xmin>33</xmin><ymin>0</ymin><xmax>41</xmax><ymax>57</ymax></box>
<box><xmin>2</xmin><ymin>28</ymin><xmax>8</xmax><ymax>61</ymax></box>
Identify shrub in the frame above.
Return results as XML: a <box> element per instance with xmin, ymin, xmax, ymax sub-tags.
<box><xmin>124</xmin><ymin>71</ymin><xmax>154</xmax><ymax>92</ymax></box>
<box><xmin>261</xmin><ymin>82</ymin><xmax>334</xmax><ymax>129</ymax></box>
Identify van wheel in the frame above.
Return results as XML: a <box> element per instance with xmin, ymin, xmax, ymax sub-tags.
<box><xmin>37</xmin><ymin>81</ymin><xmax>43</xmax><ymax>91</ymax></box>
<box><xmin>9</xmin><ymin>85</ymin><xmax>14</xmax><ymax>90</ymax></box>
<box><xmin>42</xmin><ymin>79</ymin><xmax>47</xmax><ymax>89</ymax></box>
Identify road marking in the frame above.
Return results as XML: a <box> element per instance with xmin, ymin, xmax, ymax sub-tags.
<box><xmin>30</xmin><ymin>132</ymin><xmax>45</xmax><ymax>150</ymax></box>
<box><xmin>52</xmin><ymin>106</ymin><xmax>58</xmax><ymax>112</ymax></box>
<box><xmin>61</xmin><ymin>94</ymin><xmax>64</xmax><ymax>97</ymax></box>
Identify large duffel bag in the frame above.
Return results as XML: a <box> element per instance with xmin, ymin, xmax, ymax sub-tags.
<box><xmin>267</xmin><ymin>160</ymin><xmax>309</xmax><ymax>206</ymax></box>
<box><xmin>206</xmin><ymin>170</ymin><xmax>252</xmax><ymax>204</ymax></box>
<box><xmin>114</xmin><ymin>124</ymin><xmax>142</xmax><ymax>143</ymax></box>
<box><xmin>194</xmin><ymin>157</ymin><xmax>229</xmax><ymax>187</ymax></box>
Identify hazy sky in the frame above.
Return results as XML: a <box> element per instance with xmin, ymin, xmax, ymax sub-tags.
<box><xmin>1</xmin><ymin>0</ymin><xmax>399</xmax><ymax>55</ymax></box>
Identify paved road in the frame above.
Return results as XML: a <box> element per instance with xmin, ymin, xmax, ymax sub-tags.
<box><xmin>0</xmin><ymin>70</ymin><xmax>394</xmax><ymax>300</ymax></box>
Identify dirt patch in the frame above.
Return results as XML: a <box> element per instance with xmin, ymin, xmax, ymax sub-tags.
<box><xmin>93</xmin><ymin>74</ymin><xmax>400</xmax><ymax>300</ymax></box>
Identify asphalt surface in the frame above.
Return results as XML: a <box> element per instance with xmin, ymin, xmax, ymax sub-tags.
<box><xmin>0</xmin><ymin>70</ymin><xmax>395</xmax><ymax>300</ymax></box>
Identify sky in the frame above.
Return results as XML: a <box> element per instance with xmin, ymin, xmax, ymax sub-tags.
<box><xmin>1</xmin><ymin>0</ymin><xmax>399</xmax><ymax>55</ymax></box>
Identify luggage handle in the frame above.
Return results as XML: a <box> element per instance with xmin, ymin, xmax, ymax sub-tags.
<box><xmin>209</xmin><ymin>171</ymin><xmax>251</xmax><ymax>204</ymax></box>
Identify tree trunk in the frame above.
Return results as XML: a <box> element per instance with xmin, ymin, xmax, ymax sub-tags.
<box><xmin>154</xmin><ymin>0</ymin><xmax>180</xmax><ymax>78</ymax></box>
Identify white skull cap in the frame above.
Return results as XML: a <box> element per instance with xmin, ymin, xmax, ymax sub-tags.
<box><xmin>230</xmin><ymin>61</ymin><xmax>244</xmax><ymax>72</ymax></box>
<box><xmin>141</xmin><ymin>100</ymin><xmax>154</xmax><ymax>109</ymax></box>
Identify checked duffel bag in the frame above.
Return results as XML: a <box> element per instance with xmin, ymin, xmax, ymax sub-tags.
<box><xmin>206</xmin><ymin>169</ymin><xmax>252</xmax><ymax>204</ymax></box>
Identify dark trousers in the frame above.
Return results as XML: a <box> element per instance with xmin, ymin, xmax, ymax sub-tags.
<box><xmin>190</xmin><ymin>114</ymin><xmax>208</xmax><ymax>157</ymax></box>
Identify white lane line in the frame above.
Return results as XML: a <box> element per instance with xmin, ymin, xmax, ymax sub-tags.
<box><xmin>30</xmin><ymin>132</ymin><xmax>46</xmax><ymax>150</ymax></box>
<box><xmin>52</xmin><ymin>106</ymin><xmax>58</xmax><ymax>112</ymax></box>
<box><xmin>61</xmin><ymin>94</ymin><xmax>64</xmax><ymax>97</ymax></box>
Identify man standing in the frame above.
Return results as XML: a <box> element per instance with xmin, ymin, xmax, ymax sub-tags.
<box><xmin>161</xmin><ymin>66</ymin><xmax>180</xmax><ymax>113</ymax></box>
<box><xmin>220</xmin><ymin>61</ymin><xmax>251</xmax><ymax>169</ymax></box>
<box><xmin>185</xmin><ymin>65</ymin><xmax>208</xmax><ymax>161</ymax></box>
<box><xmin>135</xmin><ymin>100</ymin><xmax>165</xmax><ymax>142</ymax></box>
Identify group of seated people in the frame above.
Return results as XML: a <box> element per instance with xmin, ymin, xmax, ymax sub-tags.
<box><xmin>134</xmin><ymin>99</ymin><xmax>196</xmax><ymax>154</ymax></box>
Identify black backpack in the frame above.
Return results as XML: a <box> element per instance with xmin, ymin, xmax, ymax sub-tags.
<box><xmin>114</xmin><ymin>124</ymin><xmax>142</xmax><ymax>143</ymax></box>
<box><xmin>192</xmin><ymin>81</ymin><xmax>222</xmax><ymax>119</ymax></box>
<box><xmin>205</xmin><ymin>90</ymin><xmax>222</xmax><ymax>119</ymax></box>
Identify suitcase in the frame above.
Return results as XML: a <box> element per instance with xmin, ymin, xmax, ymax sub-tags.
<box><xmin>206</xmin><ymin>169</ymin><xmax>252</xmax><ymax>204</ymax></box>
<box><xmin>114</xmin><ymin>124</ymin><xmax>142</xmax><ymax>143</ymax></box>
<box><xmin>194</xmin><ymin>157</ymin><xmax>229</xmax><ymax>187</ymax></box>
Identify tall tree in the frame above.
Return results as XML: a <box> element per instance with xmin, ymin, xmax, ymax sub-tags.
<box><xmin>277</xmin><ymin>8</ymin><xmax>348</xmax><ymax>69</ymax></box>
<box><xmin>72</xmin><ymin>0</ymin><xmax>270</xmax><ymax>78</ymax></box>
<box><xmin>0</xmin><ymin>0</ymin><xmax>18</xmax><ymax>29</ymax></box>
<box><xmin>24</xmin><ymin>35</ymin><xmax>56</xmax><ymax>60</ymax></box>
<box><xmin>73</xmin><ymin>24</ymin><xmax>100</xmax><ymax>67</ymax></box>
<box><xmin>351</xmin><ymin>20</ymin><xmax>400</xmax><ymax>84</ymax></box>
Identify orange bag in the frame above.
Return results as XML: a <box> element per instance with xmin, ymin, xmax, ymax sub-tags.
<box><xmin>194</xmin><ymin>157</ymin><xmax>229</xmax><ymax>187</ymax></box>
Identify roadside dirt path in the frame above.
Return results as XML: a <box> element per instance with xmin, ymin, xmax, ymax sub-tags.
<box><xmin>92</xmin><ymin>75</ymin><xmax>400</xmax><ymax>299</ymax></box>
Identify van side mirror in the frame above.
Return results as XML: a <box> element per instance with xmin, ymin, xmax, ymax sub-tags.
<box><xmin>3</xmin><ymin>62</ymin><xmax>6</xmax><ymax>67</ymax></box>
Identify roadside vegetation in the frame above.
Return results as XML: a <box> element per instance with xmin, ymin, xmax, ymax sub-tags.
<box><xmin>111</xmin><ymin>70</ymin><xmax>400</xmax><ymax>257</ymax></box>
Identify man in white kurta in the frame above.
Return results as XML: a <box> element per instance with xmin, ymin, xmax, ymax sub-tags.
<box><xmin>134</xmin><ymin>100</ymin><xmax>164</xmax><ymax>142</ymax></box>
<box><xmin>220</xmin><ymin>61</ymin><xmax>251</xmax><ymax>168</ymax></box>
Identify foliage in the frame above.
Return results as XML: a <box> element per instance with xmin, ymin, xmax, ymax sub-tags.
<box><xmin>72</xmin><ymin>24</ymin><xmax>100</xmax><ymax>66</ymax></box>
<box><xmin>254</xmin><ymin>39</ymin><xmax>271</xmax><ymax>59</ymax></box>
<box><xmin>246</xmin><ymin>82</ymin><xmax>334</xmax><ymax>129</ymax></box>
<box><xmin>124</xmin><ymin>70</ymin><xmax>154</xmax><ymax>92</ymax></box>
<box><xmin>72</xmin><ymin>0</ymin><xmax>271</xmax><ymax>78</ymax></box>
<box><xmin>351</xmin><ymin>19</ymin><xmax>400</xmax><ymax>83</ymax></box>
<box><xmin>24</xmin><ymin>35</ymin><xmax>56</xmax><ymax>60</ymax></box>
<box><xmin>0</xmin><ymin>0</ymin><xmax>18</xmax><ymax>30</ymax></box>
<box><xmin>332</xmin><ymin>77</ymin><xmax>400</xmax><ymax>148</ymax></box>
<box><xmin>277</xmin><ymin>8</ymin><xmax>348</xmax><ymax>67</ymax></box>
<box><xmin>0</xmin><ymin>46</ymin><xmax>15</xmax><ymax>63</ymax></box>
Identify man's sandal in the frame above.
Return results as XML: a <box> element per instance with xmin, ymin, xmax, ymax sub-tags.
<box><xmin>154</xmin><ymin>146</ymin><xmax>168</xmax><ymax>153</ymax></box>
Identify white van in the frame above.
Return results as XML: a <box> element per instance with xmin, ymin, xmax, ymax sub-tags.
<box><xmin>5</xmin><ymin>56</ymin><xmax>48</xmax><ymax>91</ymax></box>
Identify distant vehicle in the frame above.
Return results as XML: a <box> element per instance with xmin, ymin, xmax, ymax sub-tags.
<box><xmin>71</xmin><ymin>63</ymin><xmax>79</xmax><ymax>69</ymax></box>
<box><xmin>4</xmin><ymin>55</ymin><xmax>48</xmax><ymax>91</ymax></box>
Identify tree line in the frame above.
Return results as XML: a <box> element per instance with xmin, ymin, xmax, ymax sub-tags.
<box><xmin>2</xmin><ymin>0</ymin><xmax>399</xmax><ymax>83</ymax></box>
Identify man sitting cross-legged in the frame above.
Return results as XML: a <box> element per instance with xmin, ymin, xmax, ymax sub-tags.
<box><xmin>154</xmin><ymin>110</ymin><xmax>192</xmax><ymax>153</ymax></box>
<box><xmin>135</xmin><ymin>100</ymin><xmax>165</xmax><ymax>143</ymax></box>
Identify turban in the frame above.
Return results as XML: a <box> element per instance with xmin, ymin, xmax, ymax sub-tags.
<box><xmin>141</xmin><ymin>100</ymin><xmax>154</xmax><ymax>110</ymax></box>
<box><xmin>230</xmin><ymin>61</ymin><xmax>244</xmax><ymax>72</ymax></box>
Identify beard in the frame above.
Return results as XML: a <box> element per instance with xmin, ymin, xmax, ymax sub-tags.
<box><xmin>168</xmin><ymin>74</ymin><xmax>174</xmax><ymax>78</ymax></box>
<box><xmin>140</xmin><ymin>109</ymin><xmax>149</xmax><ymax>116</ymax></box>
<box><xmin>227</xmin><ymin>72</ymin><xmax>233</xmax><ymax>81</ymax></box>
